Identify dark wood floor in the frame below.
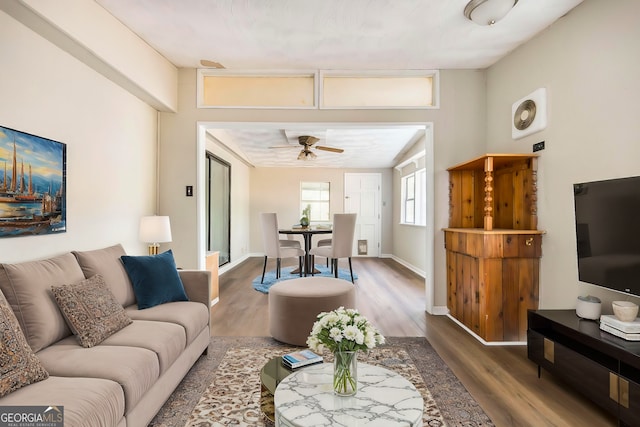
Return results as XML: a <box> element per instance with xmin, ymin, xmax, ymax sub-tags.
<box><xmin>211</xmin><ymin>256</ymin><xmax>616</xmax><ymax>427</ymax></box>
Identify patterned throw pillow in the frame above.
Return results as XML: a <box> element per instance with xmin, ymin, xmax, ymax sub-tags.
<box><xmin>0</xmin><ymin>291</ymin><xmax>49</xmax><ymax>397</ymax></box>
<box><xmin>51</xmin><ymin>274</ymin><xmax>132</xmax><ymax>348</ymax></box>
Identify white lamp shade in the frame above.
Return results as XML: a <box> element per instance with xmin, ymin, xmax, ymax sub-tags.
<box><xmin>465</xmin><ymin>0</ymin><xmax>518</xmax><ymax>25</ymax></box>
<box><xmin>139</xmin><ymin>216</ymin><xmax>172</xmax><ymax>243</ymax></box>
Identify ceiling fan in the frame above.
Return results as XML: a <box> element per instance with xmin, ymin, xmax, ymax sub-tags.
<box><xmin>269</xmin><ymin>135</ymin><xmax>344</xmax><ymax>160</ymax></box>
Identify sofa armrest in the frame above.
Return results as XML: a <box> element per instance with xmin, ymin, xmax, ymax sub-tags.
<box><xmin>179</xmin><ymin>270</ymin><xmax>211</xmax><ymax>308</ymax></box>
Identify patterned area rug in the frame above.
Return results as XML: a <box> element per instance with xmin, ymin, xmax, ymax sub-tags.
<box><xmin>252</xmin><ymin>266</ymin><xmax>357</xmax><ymax>293</ymax></box>
<box><xmin>150</xmin><ymin>337</ymin><xmax>494</xmax><ymax>427</ymax></box>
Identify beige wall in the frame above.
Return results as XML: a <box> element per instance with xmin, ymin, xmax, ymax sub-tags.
<box><xmin>393</xmin><ymin>138</ymin><xmax>428</xmax><ymax>274</ymax></box>
<box><xmin>249</xmin><ymin>167</ymin><xmax>393</xmax><ymax>255</ymax></box>
<box><xmin>0</xmin><ymin>10</ymin><xmax>158</xmax><ymax>262</ymax></box>
<box><xmin>159</xmin><ymin>68</ymin><xmax>486</xmax><ymax>310</ymax></box>
<box><xmin>486</xmin><ymin>0</ymin><xmax>640</xmax><ymax>310</ymax></box>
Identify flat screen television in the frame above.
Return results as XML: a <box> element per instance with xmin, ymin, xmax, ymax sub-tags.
<box><xmin>573</xmin><ymin>175</ymin><xmax>640</xmax><ymax>296</ymax></box>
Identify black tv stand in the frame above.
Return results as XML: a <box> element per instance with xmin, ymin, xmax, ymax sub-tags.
<box><xmin>528</xmin><ymin>310</ymin><xmax>640</xmax><ymax>426</ymax></box>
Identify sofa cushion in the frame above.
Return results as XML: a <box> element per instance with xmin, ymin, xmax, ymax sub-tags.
<box><xmin>126</xmin><ymin>301</ymin><xmax>209</xmax><ymax>345</ymax></box>
<box><xmin>0</xmin><ymin>376</ymin><xmax>125</xmax><ymax>427</ymax></box>
<box><xmin>0</xmin><ymin>291</ymin><xmax>48</xmax><ymax>397</ymax></box>
<box><xmin>51</xmin><ymin>274</ymin><xmax>132</xmax><ymax>348</ymax></box>
<box><xmin>101</xmin><ymin>320</ymin><xmax>185</xmax><ymax>374</ymax></box>
<box><xmin>73</xmin><ymin>244</ymin><xmax>136</xmax><ymax>307</ymax></box>
<box><xmin>120</xmin><ymin>250</ymin><xmax>188</xmax><ymax>309</ymax></box>
<box><xmin>36</xmin><ymin>336</ymin><xmax>159</xmax><ymax>413</ymax></box>
<box><xmin>0</xmin><ymin>252</ymin><xmax>83</xmax><ymax>352</ymax></box>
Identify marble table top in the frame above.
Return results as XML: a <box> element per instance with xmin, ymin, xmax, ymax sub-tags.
<box><xmin>274</xmin><ymin>362</ymin><xmax>423</xmax><ymax>427</ymax></box>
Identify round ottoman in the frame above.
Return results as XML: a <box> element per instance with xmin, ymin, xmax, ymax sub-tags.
<box><xmin>268</xmin><ymin>277</ymin><xmax>356</xmax><ymax>346</ymax></box>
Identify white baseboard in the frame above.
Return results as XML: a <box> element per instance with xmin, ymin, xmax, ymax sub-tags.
<box><xmin>219</xmin><ymin>253</ymin><xmax>253</xmax><ymax>276</ymax></box>
<box><xmin>387</xmin><ymin>255</ymin><xmax>426</xmax><ymax>278</ymax></box>
<box><xmin>446</xmin><ymin>314</ymin><xmax>526</xmax><ymax>346</ymax></box>
<box><xmin>429</xmin><ymin>306</ymin><xmax>449</xmax><ymax>315</ymax></box>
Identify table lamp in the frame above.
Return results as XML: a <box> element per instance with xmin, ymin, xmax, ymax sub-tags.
<box><xmin>139</xmin><ymin>216</ymin><xmax>172</xmax><ymax>255</ymax></box>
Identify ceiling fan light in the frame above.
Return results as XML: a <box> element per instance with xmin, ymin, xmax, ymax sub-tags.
<box><xmin>464</xmin><ymin>0</ymin><xmax>518</xmax><ymax>26</ymax></box>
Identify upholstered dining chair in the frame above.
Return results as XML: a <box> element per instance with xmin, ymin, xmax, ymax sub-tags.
<box><xmin>309</xmin><ymin>213</ymin><xmax>357</xmax><ymax>283</ymax></box>
<box><xmin>259</xmin><ymin>213</ymin><xmax>304</xmax><ymax>284</ymax></box>
<box><xmin>316</xmin><ymin>237</ymin><xmax>332</xmax><ymax>268</ymax></box>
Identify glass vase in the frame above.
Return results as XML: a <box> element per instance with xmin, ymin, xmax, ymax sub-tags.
<box><xmin>333</xmin><ymin>350</ymin><xmax>357</xmax><ymax>396</ymax></box>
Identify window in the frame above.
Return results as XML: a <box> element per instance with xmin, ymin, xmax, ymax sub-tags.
<box><xmin>401</xmin><ymin>168</ymin><xmax>426</xmax><ymax>226</ymax></box>
<box><xmin>300</xmin><ymin>182</ymin><xmax>330</xmax><ymax>222</ymax></box>
<box><xmin>321</xmin><ymin>70</ymin><xmax>438</xmax><ymax>109</ymax></box>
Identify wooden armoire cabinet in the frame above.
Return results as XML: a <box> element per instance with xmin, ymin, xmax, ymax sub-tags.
<box><xmin>444</xmin><ymin>154</ymin><xmax>544</xmax><ymax>342</ymax></box>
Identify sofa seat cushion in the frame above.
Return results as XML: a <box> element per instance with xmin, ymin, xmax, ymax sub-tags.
<box><xmin>36</xmin><ymin>336</ymin><xmax>159</xmax><ymax>413</ymax></box>
<box><xmin>51</xmin><ymin>274</ymin><xmax>132</xmax><ymax>348</ymax></box>
<box><xmin>0</xmin><ymin>253</ymin><xmax>84</xmax><ymax>352</ymax></box>
<box><xmin>0</xmin><ymin>376</ymin><xmax>125</xmax><ymax>427</ymax></box>
<box><xmin>72</xmin><ymin>244</ymin><xmax>137</xmax><ymax>307</ymax></box>
<box><xmin>100</xmin><ymin>320</ymin><xmax>185</xmax><ymax>374</ymax></box>
<box><xmin>125</xmin><ymin>301</ymin><xmax>209</xmax><ymax>345</ymax></box>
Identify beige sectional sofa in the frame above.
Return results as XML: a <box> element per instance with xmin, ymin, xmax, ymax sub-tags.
<box><xmin>0</xmin><ymin>244</ymin><xmax>211</xmax><ymax>427</ymax></box>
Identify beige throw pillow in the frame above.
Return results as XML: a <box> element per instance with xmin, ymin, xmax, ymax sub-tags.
<box><xmin>0</xmin><ymin>291</ymin><xmax>48</xmax><ymax>397</ymax></box>
<box><xmin>51</xmin><ymin>274</ymin><xmax>132</xmax><ymax>348</ymax></box>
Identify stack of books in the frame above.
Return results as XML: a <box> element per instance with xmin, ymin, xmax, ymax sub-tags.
<box><xmin>281</xmin><ymin>349</ymin><xmax>323</xmax><ymax>369</ymax></box>
<box><xmin>600</xmin><ymin>315</ymin><xmax>640</xmax><ymax>341</ymax></box>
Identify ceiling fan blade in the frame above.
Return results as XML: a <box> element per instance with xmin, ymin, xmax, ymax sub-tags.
<box><xmin>269</xmin><ymin>145</ymin><xmax>298</xmax><ymax>149</ymax></box>
<box><xmin>316</xmin><ymin>145</ymin><xmax>344</xmax><ymax>153</ymax></box>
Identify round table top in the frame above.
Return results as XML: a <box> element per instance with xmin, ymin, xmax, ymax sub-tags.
<box><xmin>274</xmin><ymin>362</ymin><xmax>423</xmax><ymax>427</ymax></box>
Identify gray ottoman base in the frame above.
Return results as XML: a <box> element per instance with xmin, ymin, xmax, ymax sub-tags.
<box><xmin>268</xmin><ymin>277</ymin><xmax>356</xmax><ymax>346</ymax></box>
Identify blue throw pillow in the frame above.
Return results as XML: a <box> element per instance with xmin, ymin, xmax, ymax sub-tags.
<box><xmin>120</xmin><ymin>250</ymin><xmax>188</xmax><ymax>309</ymax></box>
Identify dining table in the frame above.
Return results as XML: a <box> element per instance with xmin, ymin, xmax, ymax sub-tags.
<box><xmin>279</xmin><ymin>227</ymin><xmax>332</xmax><ymax>275</ymax></box>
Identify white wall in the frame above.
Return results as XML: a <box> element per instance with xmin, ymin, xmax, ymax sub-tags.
<box><xmin>0</xmin><ymin>11</ymin><xmax>158</xmax><ymax>262</ymax></box>
<box><xmin>486</xmin><ymin>0</ymin><xmax>640</xmax><ymax>310</ymax></box>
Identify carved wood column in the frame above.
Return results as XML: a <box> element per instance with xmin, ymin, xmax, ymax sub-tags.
<box><xmin>484</xmin><ymin>156</ymin><xmax>494</xmax><ymax>231</ymax></box>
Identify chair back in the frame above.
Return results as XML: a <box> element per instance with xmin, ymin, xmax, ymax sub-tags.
<box><xmin>331</xmin><ymin>213</ymin><xmax>357</xmax><ymax>258</ymax></box>
<box><xmin>259</xmin><ymin>213</ymin><xmax>281</xmax><ymax>257</ymax></box>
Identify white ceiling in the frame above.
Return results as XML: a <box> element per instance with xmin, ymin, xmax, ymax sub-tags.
<box><xmin>207</xmin><ymin>126</ymin><xmax>426</xmax><ymax>168</ymax></box>
<box><xmin>95</xmin><ymin>0</ymin><xmax>584</xmax><ymax>168</ymax></box>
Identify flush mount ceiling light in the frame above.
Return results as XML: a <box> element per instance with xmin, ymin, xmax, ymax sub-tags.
<box><xmin>464</xmin><ymin>0</ymin><xmax>519</xmax><ymax>26</ymax></box>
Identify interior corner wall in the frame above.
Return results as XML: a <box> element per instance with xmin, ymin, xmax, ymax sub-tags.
<box><xmin>0</xmin><ymin>11</ymin><xmax>158</xmax><ymax>262</ymax></box>
<box><xmin>485</xmin><ymin>0</ymin><xmax>640</xmax><ymax>310</ymax></box>
<box><xmin>159</xmin><ymin>68</ymin><xmax>486</xmax><ymax>310</ymax></box>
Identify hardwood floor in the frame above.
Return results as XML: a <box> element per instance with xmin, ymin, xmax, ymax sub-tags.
<box><xmin>211</xmin><ymin>257</ymin><xmax>616</xmax><ymax>427</ymax></box>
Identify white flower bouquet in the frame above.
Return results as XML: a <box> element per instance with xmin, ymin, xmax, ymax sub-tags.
<box><xmin>306</xmin><ymin>307</ymin><xmax>385</xmax><ymax>395</ymax></box>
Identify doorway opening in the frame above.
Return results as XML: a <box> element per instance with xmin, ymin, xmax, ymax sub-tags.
<box><xmin>196</xmin><ymin>122</ymin><xmax>436</xmax><ymax>313</ymax></box>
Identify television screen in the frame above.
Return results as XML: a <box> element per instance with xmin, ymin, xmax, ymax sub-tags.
<box><xmin>574</xmin><ymin>176</ymin><xmax>640</xmax><ymax>296</ymax></box>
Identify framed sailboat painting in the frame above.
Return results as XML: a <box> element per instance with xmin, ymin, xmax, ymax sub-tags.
<box><xmin>0</xmin><ymin>125</ymin><xmax>67</xmax><ymax>238</ymax></box>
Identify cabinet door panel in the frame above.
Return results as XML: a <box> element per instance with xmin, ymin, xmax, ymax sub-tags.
<box><xmin>619</xmin><ymin>376</ymin><xmax>640</xmax><ymax>426</ymax></box>
<box><xmin>553</xmin><ymin>341</ymin><xmax>619</xmax><ymax>415</ymax></box>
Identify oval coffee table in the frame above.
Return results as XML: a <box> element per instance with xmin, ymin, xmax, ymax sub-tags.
<box><xmin>274</xmin><ymin>362</ymin><xmax>424</xmax><ymax>426</ymax></box>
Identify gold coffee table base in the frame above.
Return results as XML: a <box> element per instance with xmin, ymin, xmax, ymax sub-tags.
<box><xmin>260</xmin><ymin>356</ymin><xmax>293</xmax><ymax>422</ymax></box>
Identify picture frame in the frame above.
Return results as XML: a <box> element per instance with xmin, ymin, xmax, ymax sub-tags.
<box><xmin>0</xmin><ymin>125</ymin><xmax>66</xmax><ymax>237</ymax></box>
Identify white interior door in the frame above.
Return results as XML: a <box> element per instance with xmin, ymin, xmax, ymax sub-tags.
<box><xmin>344</xmin><ymin>173</ymin><xmax>381</xmax><ymax>257</ymax></box>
